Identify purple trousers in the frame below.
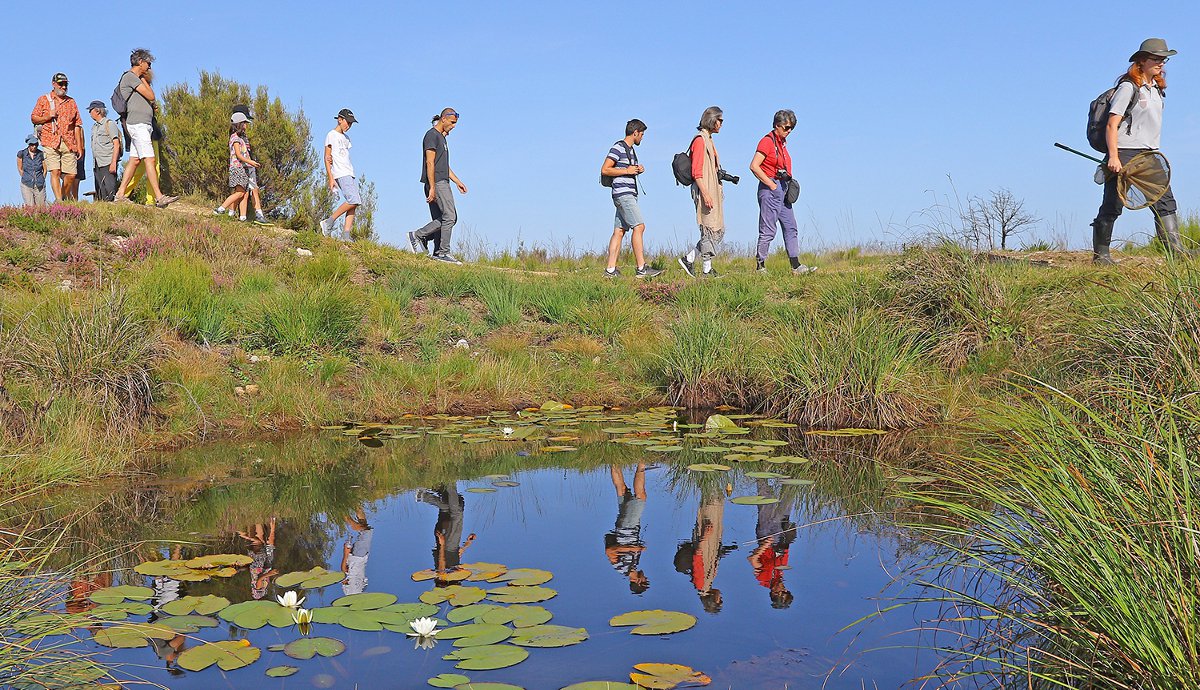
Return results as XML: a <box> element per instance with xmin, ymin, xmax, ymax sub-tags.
<box><xmin>756</xmin><ymin>181</ymin><xmax>799</xmax><ymax>261</ymax></box>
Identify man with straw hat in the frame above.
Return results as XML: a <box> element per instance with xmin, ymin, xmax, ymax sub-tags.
<box><xmin>1090</xmin><ymin>38</ymin><xmax>1187</xmax><ymax>263</ymax></box>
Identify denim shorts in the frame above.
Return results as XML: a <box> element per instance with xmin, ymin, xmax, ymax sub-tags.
<box><xmin>336</xmin><ymin>175</ymin><xmax>361</xmax><ymax>205</ymax></box>
<box><xmin>613</xmin><ymin>194</ymin><xmax>644</xmax><ymax>230</ymax></box>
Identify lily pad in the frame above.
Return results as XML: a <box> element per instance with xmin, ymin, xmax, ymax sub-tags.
<box><xmin>704</xmin><ymin>414</ymin><xmax>741</xmax><ymax>431</ymax></box>
<box><xmin>447</xmin><ymin>603</ymin><xmax>501</xmax><ymax>624</ymax></box>
<box><xmin>487</xmin><ymin>568</ymin><xmax>552</xmax><ymax>586</ymax></box>
<box><xmin>645</xmin><ymin>445</ymin><xmax>683</xmax><ymax>452</ymax></box>
<box><xmin>779</xmin><ymin>478</ymin><xmax>814</xmax><ymax>486</ymax></box>
<box><xmin>157</xmin><ymin>615</ymin><xmax>219</xmax><ymax>633</ymax></box>
<box><xmin>467</xmin><ymin>487</ymin><xmax>498</xmax><ymax>494</ymax></box>
<box><xmin>428</xmin><ymin>674</ymin><xmax>471</xmax><ymax>688</ymax></box>
<box><xmin>691</xmin><ymin>447</ymin><xmax>728</xmax><ymax>454</ymax></box>
<box><xmin>266</xmin><ymin>665</ymin><xmax>299</xmax><ymax>677</ymax></box>
<box><xmin>421</xmin><ymin>585</ymin><xmax>487</xmax><ymax>607</ymax></box>
<box><xmin>184</xmin><ymin>554</ymin><xmax>253</xmax><ymax>569</ymax></box>
<box><xmin>629</xmin><ymin>662</ymin><xmax>712</xmax><ymax>689</ymax></box>
<box><xmin>274</xmin><ymin>566</ymin><xmax>345</xmax><ymax>589</ymax></box>
<box><xmin>731</xmin><ymin>495</ymin><xmax>780</xmax><ymax>505</ymax></box>
<box><xmin>380</xmin><ymin>602</ymin><xmax>439</xmax><ymax>620</ymax></box>
<box><xmin>452</xmin><ymin>685</ymin><xmax>524</xmax><ymax>690</ymax></box>
<box><xmin>492</xmin><ymin>480</ymin><xmax>521</xmax><ymax>487</ymax></box>
<box><xmin>162</xmin><ymin>594</ymin><xmax>230</xmax><ymax>616</ymax></box>
<box><xmin>508</xmin><ymin>624</ymin><xmax>588</xmax><ymax>648</ymax></box>
<box><xmin>461</xmin><ymin>562</ymin><xmax>508</xmax><ymax>581</ymax></box>
<box><xmin>744</xmin><ymin>471</ymin><xmax>786</xmax><ymax>479</ymax></box>
<box><xmin>480</xmin><ymin>604</ymin><xmax>552</xmax><ymax>628</ymax></box>
<box><xmin>438</xmin><ymin>622</ymin><xmax>513</xmax><ymax>647</ymax></box>
<box><xmin>486</xmin><ymin>586</ymin><xmax>557</xmax><ymax>604</ymax></box>
<box><xmin>337</xmin><ymin>610</ymin><xmax>386</xmax><ymax>631</ymax></box>
<box><xmin>282</xmin><ymin>636</ymin><xmax>346</xmax><ymax>660</ymax></box>
<box><xmin>686</xmin><ymin>463</ymin><xmax>731</xmax><ymax>473</ymax></box>
<box><xmin>561</xmin><ymin>684</ymin><xmax>640</xmax><ymax>690</ymax></box>
<box><xmin>90</xmin><ymin>602</ymin><xmax>152</xmax><ymax>620</ymax></box>
<box><xmin>88</xmin><ymin>585</ymin><xmax>155</xmax><ymax>605</ymax></box>
<box><xmin>610</xmin><ymin>610</ymin><xmax>697</xmax><ymax>635</ymax></box>
<box><xmin>332</xmin><ymin>592</ymin><xmax>397</xmax><ymax>610</ymax></box>
<box><xmin>767</xmin><ymin>455</ymin><xmax>810</xmax><ymax>464</ymax></box>
<box><xmin>443</xmin><ymin>644</ymin><xmax>529</xmax><ymax>671</ymax></box>
<box><xmin>308</xmin><ymin>606</ymin><xmax>347</xmax><ymax>624</ymax></box>
<box><xmin>93</xmin><ymin>623</ymin><xmax>176</xmax><ymax>648</ymax></box>
<box><xmin>178</xmin><ymin>640</ymin><xmax>261</xmax><ymax>671</ymax></box>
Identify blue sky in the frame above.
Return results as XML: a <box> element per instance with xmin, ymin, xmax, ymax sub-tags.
<box><xmin>5</xmin><ymin>1</ymin><xmax>1199</xmax><ymax>253</ymax></box>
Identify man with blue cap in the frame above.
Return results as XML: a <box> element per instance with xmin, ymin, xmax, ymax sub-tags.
<box><xmin>16</xmin><ymin>134</ymin><xmax>46</xmax><ymax>206</ymax></box>
<box><xmin>88</xmin><ymin>100</ymin><xmax>122</xmax><ymax>201</ymax></box>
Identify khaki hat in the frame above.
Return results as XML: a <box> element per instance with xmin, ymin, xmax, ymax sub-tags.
<box><xmin>1130</xmin><ymin>38</ymin><xmax>1177</xmax><ymax>62</ymax></box>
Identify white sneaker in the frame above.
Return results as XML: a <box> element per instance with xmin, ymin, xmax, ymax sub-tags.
<box><xmin>319</xmin><ymin>218</ymin><xmax>332</xmax><ymax>235</ymax></box>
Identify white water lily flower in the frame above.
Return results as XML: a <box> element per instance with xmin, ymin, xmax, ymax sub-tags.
<box><xmin>277</xmin><ymin>591</ymin><xmax>305</xmax><ymax>609</ymax></box>
<box><xmin>502</xmin><ymin>427</ymin><xmax>514</xmax><ymax>436</ymax></box>
<box><xmin>292</xmin><ymin>607</ymin><xmax>313</xmax><ymax>625</ymax></box>
<box><xmin>406</xmin><ymin>617</ymin><xmax>439</xmax><ymax>638</ymax></box>
<box><xmin>413</xmin><ymin>635</ymin><xmax>437</xmax><ymax>650</ymax></box>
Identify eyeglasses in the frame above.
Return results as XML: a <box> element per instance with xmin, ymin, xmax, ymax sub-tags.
<box><xmin>1148</xmin><ymin>56</ymin><xmax>1169</xmax><ymax>64</ymax></box>
<box><xmin>782</xmin><ymin>125</ymin><xmax>794</xmax><ymax>132</ymax></box>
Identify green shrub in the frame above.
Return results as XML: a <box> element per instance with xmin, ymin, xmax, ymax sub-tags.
<box><xmin>526</xmin><ymin>282</ymin><xmax>591</xmax><ymax>324</ymax></box>
<box><xmin>676</xmin><ymin>277</ymin><xmax>766</xmax><ymax>317</ymax></box>
<box><xmin>1</xmin><ymin>246</ymin><xmax>45</xmax><ymax>269</ymax></box>
<box><xmin>245</xmin><ymin>282</ymin><xmax>364</xmax><ymax>355</ymax></box>
<box><xmin>294</xmin><ymin>250</ymin><xmax>354</xmax><ymax>284</ymax></box>
<box><xmin>568</xmin><ymin>295</ymin><xmax>650</xmax><ymax>342</ymax></box>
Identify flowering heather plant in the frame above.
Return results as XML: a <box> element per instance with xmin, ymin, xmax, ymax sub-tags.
<box><xmin>44</xmin><ymin>204</ymin><xmax>86</xmax><ymax>222</ymax></box>
<box><xmin>119</xmin><ymin>236</ymin><xmax>166</xmax><ymax>261</ymax></box>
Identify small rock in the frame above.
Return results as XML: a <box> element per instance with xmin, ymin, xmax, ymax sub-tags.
<box><xmin>244</xmin><ymin>384</ymin><xmax>260</xmax><ymax>395</ymax></box>
<box><xmin>234</xmin><ymin>386</ymin><xmax>246</xmax><ymax>396</ymax></box>
<box><xmin>57</xmin><ymin>279</ymin><xmax>72</xmax><ymax>292</ymax></box>
<box><xmin>296</xmin><ymin>248</ymin><xmax>313</xmax><ymax>257</ymax></box>
<box><xmin>592</xmin><ymin>356</ymin><xmax>601</xmax><ymax>364</ymax></box>
<box><xmin>454</xmin><ymin>339</ymin><xmax>470</xmax><ymax>350</ymax></box>
<box><xmin>109</xmin><ymin>236</ymin><xmax>128</xmax><ymax>249</ymax></box>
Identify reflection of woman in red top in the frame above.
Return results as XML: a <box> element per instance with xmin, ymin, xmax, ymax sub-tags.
<box><xmin>747</xmin><ymin>480</ymin><xmax>796</xmax><ymax>608</ymax></box>
<box><xmin>674</xmin><ymin>487</ymin><xmax>736</xmax><ymax>613</ymax></box>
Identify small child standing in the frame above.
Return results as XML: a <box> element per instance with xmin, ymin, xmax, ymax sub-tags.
<box><xmin>214</xmin><ymin>112</ymin><xmax>258</xmax><ymax>220</ymax></box>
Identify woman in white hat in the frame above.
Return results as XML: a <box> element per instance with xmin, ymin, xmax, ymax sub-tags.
<box><xmin>1091</xmin><ymin>38</ymin><xmax>1186</xmax><ymax>263</ymax></box>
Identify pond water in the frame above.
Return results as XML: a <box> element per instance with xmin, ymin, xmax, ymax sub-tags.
<box><xmin>27</xmin><ymin>408</ymin><xmax>957</xmax><ymax>689</ymax></box>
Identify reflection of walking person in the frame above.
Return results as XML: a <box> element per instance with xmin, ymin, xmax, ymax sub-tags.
<box><xmin>418</xmin><ymin>484</ymin><xmax>476</xmax><ymax>581</ymax></box>
<box><xmin>674</xmin><ymin>486</ymin><xmax>736</xmax><ymax>613</ymax></box>
<box><xmin>341</xmin><ymin>507</ymin><xmax>374</xmax><ymax>595</ymax></box>
<box><xmin>238</xmin><ymin>517</ymin><xmax>277</xmax><ymax>599</ymax></box>
<box><xmin>605</xmin><ymin>463</ymin><xmax>650</xmax><ymax>593</ymax></box>
<box><xmin>747</xmin><ymin>479</ymin><xmax>796</xmax><ymax>608</ymax></box>
<box><xmin>408</xmin><ymin>108</ymin><xmax>468</xmax><ymax>265</ymax></box>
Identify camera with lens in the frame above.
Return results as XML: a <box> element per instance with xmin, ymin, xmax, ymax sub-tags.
<box><xmin>717</xmin><ymin>168</ymin><xmax>740</xmax><ymax>185</ymax></box>
<box><xmin>775</xmin><ymin>169</ymin><xmax>792</xmax><ymax>183</ymax></box>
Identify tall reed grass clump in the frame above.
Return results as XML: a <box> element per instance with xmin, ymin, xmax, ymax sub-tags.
<box><xmin>0</xmin><ymin>290</ymin><xmax>158</xmax><ymax>424</ymax></box>
<box><xmin>761</xmin><ymin>308</ymin><xmax>941</xmax><ymax>429</ymax></box>
<box><xmin>246</xmin><ymin>282</ymin><xmax>364</xmax><ymax>355</ymax></box>
<box><xmin>896</xmin><ymin>385</ymin><xmax>1200</xmax><ymax>688</ymax></box>
<box><xmin>659</xmin><ymin>310</ymin><xmax>751</xmax><ymax>408</ymax></box>
<box><xmin>129</xmin><ymin>256</ymin><xmax>231</xmax><ymax>343</ymax></box>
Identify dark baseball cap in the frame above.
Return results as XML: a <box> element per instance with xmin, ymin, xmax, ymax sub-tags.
<box><xmin>87</xmin><ymin>100</ymin><xmax>106</xmax><ymax>111</ymax></box>
<box><xmin>336</xmin><ymin>108</ymin><xmax>358</xmax><ymax>124</ymax></box>
<box><xmin>52</xmin><ymin>72</ymin><xmax>68</xmax><ymax>84</ymax></box>
<box><xmin>232</xmin><ymin>104</ymin><xmax>254</xmax><ymax>120</ymax></box>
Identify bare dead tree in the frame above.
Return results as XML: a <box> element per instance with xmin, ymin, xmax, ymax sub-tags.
<box><xmin>961</xmin><ymin>188</ymin><xmax>1041</xmax><ymax>250</ymax></box>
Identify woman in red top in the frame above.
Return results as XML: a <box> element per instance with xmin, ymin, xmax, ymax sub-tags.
<box><xmin>749</xmin><ymin>109</ymin><xmax>813</xmax><ymax>274</ymax></box>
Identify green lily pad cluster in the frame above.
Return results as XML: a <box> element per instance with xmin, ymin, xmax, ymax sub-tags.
<box><xmin>133</xmin><ymin>554</ymin><xmax>251</xmax><ymax>582</ymax></box>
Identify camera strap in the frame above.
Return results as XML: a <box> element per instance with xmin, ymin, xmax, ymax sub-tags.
<box><xmin>771</xmin><ymin>132</ymin><xmax>789</xmax><ymax>177</ymax></box>
<box><xmin>622</xmin><ymin>140</ymin><xmax>645</xmax><ymax>196</ymax></box>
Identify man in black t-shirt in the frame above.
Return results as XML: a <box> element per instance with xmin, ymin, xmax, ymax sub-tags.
<box><xmin>407</xmin><ymin>108</ymin><xmax>468</xmax><ymax>264</ymax></box>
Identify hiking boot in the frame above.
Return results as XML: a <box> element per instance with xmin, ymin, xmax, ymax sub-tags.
<box><xmin>791</xmin><ymin>264</ymin><xmax>818</xmax><ymax>275</ymax></box>
<box><xmin>700</xmin><ymin>268</ymin><xmax>720</xmax><ymax>278</ymax></box>
<box><xmin>678</xmin><ymin>256</ymin><xmax>696</xmax><ymax>278</ymax></box>
<box><xmin>1091</xmin><ymin>218</ymin><xmax>1116</xmax><ymax>265</ymax></box>
<box><xmin>154</xmin><ymin>195</ymin><xmax>178</xmax><ymax>208</ymax></box>
<box><xmin>755</xmin><ymin>259</ymin><xmax>767</xmax><ymax>274</ymax></box>
<box><xmin>635</xmin><ymin>266</ymin><xmax>663</xmax><ymax>278</ymax></box>
<box><xmin>605</xmin><ymin>267</ymin><xmax>623</xmax><ymax>278</ymax></box>
<box><xmin>432</xmin><ymin>253</ymin><xmax>463</xmax><ymax>265</ymax></box>
<box><xmin>407</xmin><ymin>231</ymin><xmax>428</xmax><ymax>254</ymax></box>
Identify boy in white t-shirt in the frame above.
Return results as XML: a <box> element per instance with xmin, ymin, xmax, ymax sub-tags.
<box><xmin>320</xmin><ymin>108</ymin><xmax>359</xmax><ymax>238</ymax></box>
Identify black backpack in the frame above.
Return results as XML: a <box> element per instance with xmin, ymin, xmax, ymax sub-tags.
<box><xmin>110</xmin><ymin>71</ymin><xmax>134</xmax><ymax>117</ymax></box>
<box><xmin>672</xmin><ymin>135</ymin><xmax>701</xmax><ymax>186</ymax></box>
<box><xmin>1087</xmin><ymin>78</ymin><xmax>1157</xmax><ymax>153</ymax></box>
<box><xmin>600</xmin><ymin>140</ymin><xmax>636</xmax><ymax>188</ymax></box>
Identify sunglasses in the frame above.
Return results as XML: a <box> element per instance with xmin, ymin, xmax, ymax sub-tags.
<box><xmin>782</xmin><ymin>125</ymin><xmax>794</xmax><ymax>131</ymax></box>
<box><xmin>55</xmin><ymin>81</ymin><xmax>68</xmax><ymax>86</ymax></box>
<box><xmin>1148</xmin><ymin>56</ymin><xmax>1169</xmax><ymax>64</ymax></box>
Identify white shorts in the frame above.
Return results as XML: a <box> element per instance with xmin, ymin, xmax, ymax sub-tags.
<box><xmin>127</xmin><ymin>123</ymin><xmax>154</xmax><ymax>159</ymax></box>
